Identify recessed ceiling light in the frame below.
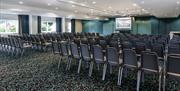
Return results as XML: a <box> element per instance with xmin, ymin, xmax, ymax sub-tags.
<box><xmin>74</xmin><ymin>10</ymin><xmax>78</xmax><ymax>13</ymax></box>
<box><xmin>72</xmin><ymin>5</ymin><xmax>75</xmax><ymax>7</ymax></box>
<box><xmin>92</xmin><ymin>1</ymin><xmax>96</xmax><ymax>4</ymax></box>
<box><xmin>9</xmin><ymin>8</ymin><xmax>23</xmax><ymax>12</ymax></box>
<box><xmin>80</xmin><ymin>3</ymin><xmax>86</xmax><ymax>6</ymax></box>
<box><xmin>69</xmin><ymin>1</ymin><xmax>75</xmax><ymax>4</ymax></box>
<box><xmin>48</xmin><ymin>3</ymin><xmax>51</xmax><ymax>6</ymax></box>
<box><xmin>133</xmin><ymin>3</ymin><xmax>137</xmax><ymax>7</ymax></box>
<box><xmin>19</xmin><ymin>1</ymin><xmax>23</xmax><ymax>4</ymax></box>
<box><xmin>141</xmin><ymin>1</ymin><xmax>144</xmax><ymax>4</ymax></box>
<box><xmin>55</xmin><ymin>7</ymin><xmax>59</xmax><ymax>10</ymax></box>
<box><xmin>108</xmin><ymin>6</ymin><xmax>112</xmax><ymax>9</ymax></box>
<box><xmin>177</xmin><ymin>1</ymin><xmax>180</xmax><ymax>5</ymax></box>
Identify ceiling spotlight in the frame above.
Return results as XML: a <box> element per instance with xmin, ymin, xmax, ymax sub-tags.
<box><xmin>19</xmin><ymin>1</ymin><xmax>23</xmax><ymax>4</ymax></box>
<box><xmin>92</xmin><ymin>1</ymin><xmax>96</xmax><ymax>4</ymax></box>
<box><xmin>72</xmin><ymin>5</ymin><xmax>75</xmax><ymax>7</ymax></box>
<box><xmin>177</xmin><ymin>1</ymin><xmax>180</xmax><ymax>5</ymax></box>
<box><xmin>133</xmin><ymin>3</ymin><xmax>137</xmax><ymax>7</ymax></box>
<box><xmin>108</xmin><ymin>6</ymin><xmax>112</xmax><ymax>9</ymax></box>
<box><xmin>74</xmin><ymin>10</ymin><xmax>78</xmax><ymax>13</ymax></box>
<box><xmin>55</xmin><ymin>7</ymin><xmax>59</xmax><ymax>10</ymax></box>
<box><xmin>48</xmin><ymin>3</ymin><xmax>51</xmax><ymax>6</ymax></box>
<box><xmin>141</xmin><ymin>1</ymin><xmax>144</xmax><ymax>4</ymax></box>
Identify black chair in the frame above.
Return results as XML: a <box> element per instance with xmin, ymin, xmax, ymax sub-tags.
<box><xmin>59</xmin><ymin>41</ymin><xmax>70</xmax><ymax>70</ymax></box>
<box><xmin>106</xmin><ymin>47</ymin><xmax>123</xmax><ymax>85</ymax></box>
<box><xmin>79</xmin><ymin>44</ymin><xmax>93</xmax><ymax>77</ymax></box>
<box><xmin>138</xmin><ymin>51</ymin><xmax>163</xmax><ymax>91</ymax></box>
<box><xmin>163</xmin><ymin>54</ymin><xmax>180</xmax><ymax>91</ymax></box>
<box><xmin>92</xmin><ymin>45</ymin><xmax>106</xmax><ymax>80</ymax></box>
<box><xmin>68</xmin><ymin>42</ymin><xmax>81</xmax><ymax>71</ymax></box>
<box><xmin>120</xmin><ymin>49</ymin><xmax>139</xmax><ymax>87</ymax></box>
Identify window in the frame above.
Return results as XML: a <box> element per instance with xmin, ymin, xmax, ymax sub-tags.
<box><xmin>67</xmin><ymin>22</ymin><xmax>71</xmax><ymax>32</ymax></box>
<box><xmin>0</xmin><ymin>19</ymin><xmax>18</xmax><ymax>34</ymax></box>
<box><xmin>41</xmin><ymin>21</ymin><xmax>56</xmax><ymax>33</ymax></box>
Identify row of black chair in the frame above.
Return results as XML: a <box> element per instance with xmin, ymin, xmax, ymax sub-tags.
<box><xmin>51</xmin><ymin>38</ymin><xmax>180</xmax><ymax>91</ymax></box>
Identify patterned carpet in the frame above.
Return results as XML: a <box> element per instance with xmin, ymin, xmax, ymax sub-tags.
<box><xmin>0</xmin><ymin>50</ymin><xmax>179</xmax><ymax>91</ymax></box>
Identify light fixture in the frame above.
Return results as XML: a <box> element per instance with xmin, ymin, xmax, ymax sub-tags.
<box><xmin>133</xmin><ymin>3</ymin><xmax>137</xmax><ymax>7</ymax></box>
<box><xmin>9</xmin><ymin>8</ymin><xmax>23</xmax><ymax>12</ymax></box>
<box><xmin>48</xmin><ymin>3</ymin><xmax>51</xmax><ymax>6</ymax></box>
<box><xmin>55</xmin><ymin>7</ymin><xmax>59</xmax><ymax>10</ymax></box>
<box><xmin>72</xmin><ymin>5</ymin><xmax>75</xmax><ymax>7</ymax></box>
<box><xmin>141</xmin><ymin>1</ymin><xmax>144</xmax><ymax>4</ymax></box>
<box><xmin>177</xmin><ymin>1</ymin><xmax>180</xmax><ymax>5</ymax></box>
<box><xmin>74</xmin><ymin>10</ymin><xmax>78</xmax><ymax>13</ymax></box>
<box><xmin>108</xmin><ymin>6</ymin><xmax>112</xmax><ymax>9</ymax></box>
<box><xmin>92</xmin><ymin>1</ymin><xmax>96</xmax><ymax>4</ymax></box>
<box><xmin>19</xmin><ymin>1</ymin><xmax>23</xmax><ymax>4</ymax></box>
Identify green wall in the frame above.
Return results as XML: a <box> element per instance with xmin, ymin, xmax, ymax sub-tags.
<box><xmin>82</xmin><ymin>20</ymin><xmax>103</xmax><ymax>34</ymax></box>
<box><xmin>82</xmin><ymin>16</ymin><xmax>180</xmax><ymax>35</ymax></box>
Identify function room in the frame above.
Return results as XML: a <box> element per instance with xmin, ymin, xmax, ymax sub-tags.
<box><xmin>0</xmin><ymin>0</ymin><xmax>180</xmax><ymax>91</ymax></box>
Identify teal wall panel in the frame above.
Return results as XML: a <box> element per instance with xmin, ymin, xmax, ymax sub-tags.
<box><xmin>82</xmin><ymin>16</ymin><xmax>180</xmax><ymax>35</ymax></box>
<box><xmin>103</xmin><ymin>19</ymin><xmax>115</xmax><ymax>35</ymax></box>
<box><xmin>82</xmin><ymin>20</ymin><xmax>103</xmax><ymax>34</ymax></box>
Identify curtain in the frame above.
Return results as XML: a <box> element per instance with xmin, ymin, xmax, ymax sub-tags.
<box><xmin>37</xmin><ymin>16</ymin><xmax>41</xmax><ymax>34</ymax></box>
<box><xmin>56</xmin><ymin>17</ymin><xmax>62</xmax><ymax>33</ymax></box>
<box><xmin>71</xmin><ymin>19</ymin><xmax>75</xmax><ymax>33</ymax></box>
<box><xmin>18</xmin><ymin>15</ymin><xmax>29</xmax><ymax>34</ymax></box>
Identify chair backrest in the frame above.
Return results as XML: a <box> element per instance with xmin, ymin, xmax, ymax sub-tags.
<box><xmin>70</xmin><ymin>43</ymin><xmax>80</xmax><ymax>59</ymax></box>
<box><xmin>123</xmin><ymin>49</ymin><xmax>137</xmax><ymax>67</ymax></box>
<box><xmin>168</xmin><ymin>45</ymin><xmax>180</xmax><ymax>54</ymax></box>
<box><xmin>52</xmin><ymin>41</ymin><xmax>60</xmax><ymax>54</ymax></box>
<box><xmin>122</xmin><ymin>41</ymin><xmax>132</xmax><ymax>50</ymax></box>
<box><xmin>92</xmin><ymin>45</ymin><xmax>104</xmax><ymax>63</ymax></box>
<box><xmin>135</xmin><ymin>42</ymin><xmax>146</xmax><ymax>54</ymax></box>
<box><xmin>60</xmin><ymin>42</ymin><xmax>68</xmax><ymax>56</ymax></box>
<box><xmin>80</xmin><ymin>44</ymin><xmax>90</xmax><ymax>61</ymax></box>
<box><xmin>141</xmin><ymin>51</ymin><xmax>159</xmax><ymax>72</ymax></box>
<box><xmin>151</xmin><ymin>43</ymin><xmax>164</xmax><ymax>57</ymax></box>
<box><xmin>107</xmin><ymin>47</ymin><xmax>119</xmax><ymax>65</ymax></box>
<box><xmin>167</xmin><ymin>54</ymin><xmax>180</xmax><ymax>77</ymax></box>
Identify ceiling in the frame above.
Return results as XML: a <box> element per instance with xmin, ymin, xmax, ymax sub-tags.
<box><xmin>0</xmin><ymin>0</ymin><xmax>180</xmax><ymax>19</ymax></box>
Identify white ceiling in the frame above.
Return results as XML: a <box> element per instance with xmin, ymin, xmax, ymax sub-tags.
<box><xmin>0</xmin><ymin>0</ymin><xmax>180</xmax><ymax>19</ymax></box>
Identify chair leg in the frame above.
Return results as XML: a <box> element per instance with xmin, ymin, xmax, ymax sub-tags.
<box><xmin>159</xmin><ymin>73</ymin><xmax>162</xmax><ymax>91</ymax></box>
<box><xmin>110</xmin><ymin>65</ymin><xmax>112</xmax><ymax>74</ymax></box>
<box><xmin>118</xmin><ymin>67</ymin><xmax>123</xmax><ymax>86</ymax></box>
<box><xmin>68</xmin><ymin>58</ymin><xmax>72</xmax><ymax>70</ymax></box>
<box><xmin>163</xmin><ymin>74</ymin><xmax>166</xmax><ymax>91</ymax></box>
<box><xmin>137</xmin><ymin>70</ymin><xmax>141</xmax><ymax>91</ymax></box>
<box><xmin>66</xmin><ymin>56</ymin><xmax>70</xmax><ymax>71</ymax></box>
<box><xmin>77</xmin><ymin>59</ymin><xmax>82</xmax><ymax>74</ymax></box>
<box><xmin>102</xmin><ymin>63</ymin><xmax>107</xmax><ymax>81</ymax></box>
<box><xmin>97</xmin><ymin>64</ymin><xmax>100</xmax><ymax>71</ymax></box>
<box><xmin>88</xmin><ymin>61</ymin><xmax>94</xmax><ymax>77</ymax></box>
<box><xmin>58</xmin><ymin>57</ymin><xmax>62</xmax><ymax>70</ymax></box>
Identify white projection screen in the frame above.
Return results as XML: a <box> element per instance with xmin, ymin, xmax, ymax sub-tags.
<box><xmin>116</xmin><ymin>17</ymin><xmax>132</xmax><ymax>30</ymax></box>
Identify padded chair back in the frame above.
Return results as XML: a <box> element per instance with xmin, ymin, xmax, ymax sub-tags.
<box><xmin>70</xmin><ymin>43</ymin><xmax>80</xmax><ymax>59</ymax></box>
<box><xmin>80</xmin><ymin>44</ymin><xmax>90</xmax><ymax>61</ymax></box>
<box><xmin>141</xmin><ymin>51</ymin><xmax>159</xmax><ymax>71</ymax></box>
<box><xmin>123</xmin><ymin>49</ymin><xmax>137</xmax><ymax>67</ymax></box>
<box><xmin>52</xmin><ymin>41</ymin><xmax>60</xmax><ymax>54</ymax></box>
<box><xmin>151</xmin><ymin>43</ymin><xmax>164</xmax><ymax>57</ymax></box>
<box><xmin>107</xmin><ymin>47</ymin><xmax>119</xmax><ymax>65</ymax></box>
<box><xmin>135</xmin><ymin>42</ymin><xmax>146</xmax><ymax>54</ymax></box>
<box><xmin>60</xmin><ymin>42</ymin><xmax>68</xmax><ymax>56</ymax></box>
<box><xmin>167</xmin><ymin>54</ymin><xmax>180</xmax><ymax>76</ymax></box>
<box><xmin>92</xmin><ymin>45</ymin><xmax>104</xmax><ymax>64</ymax></box>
